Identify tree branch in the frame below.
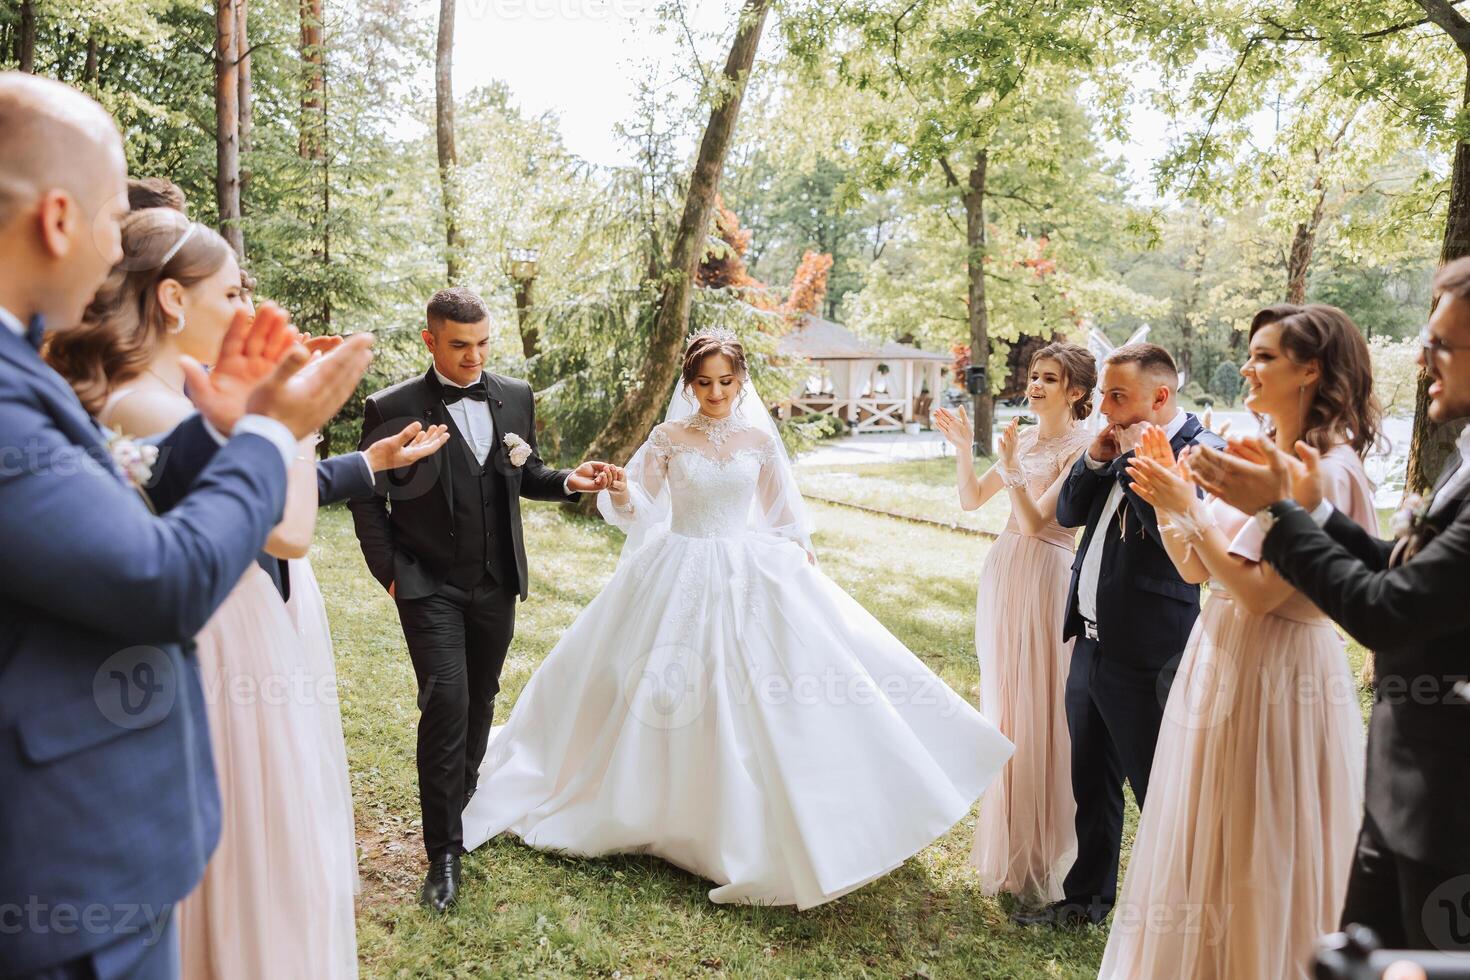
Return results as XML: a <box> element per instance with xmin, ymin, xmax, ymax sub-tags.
<box><xmin>1415</xmin><ymin>0</ymin><xmax>1470</xmax><ymax>52</ymax></box>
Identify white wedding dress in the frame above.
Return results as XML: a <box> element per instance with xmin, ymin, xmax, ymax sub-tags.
<box><xmin>460</xmin><ymin>404</ymin><xmax>1014</xmax><ymax>909</ymax></box>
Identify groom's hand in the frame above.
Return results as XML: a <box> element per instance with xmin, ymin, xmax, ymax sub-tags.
<box><xmin>567</xmin><ymin>460</ymin><xmax>613</xmax><ymax>493</ymax></box>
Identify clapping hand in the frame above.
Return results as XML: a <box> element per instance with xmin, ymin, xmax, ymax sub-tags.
<box><xmin>183</xmin><ymin>303</ymin><xmax>300</xmax><ymax>435</ymax></box>
<box><xmin>931</xmin><ymin>406</ymin><xmax>974</xmax><ymax>451</ymax></box>
<box><xmin>364</xmin><ymin>421</ymin><xmax>451</xmax><ymax>472</ymax></box>
<box><xmin>1227</xmin><ymin>436</ymin><xmax>1324</xmax><ymax>512</ymax></box>
<box><xmin>1125</xmin><ymin>424</ymin><xmax>1197</xmax><ymax>514</ymax></box>
<box><xmin>997</xmin><ymin>418</ymin><xmax>1021</xmax><ymax>470</ymax></box>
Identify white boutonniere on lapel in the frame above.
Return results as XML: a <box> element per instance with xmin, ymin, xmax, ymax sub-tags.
<box><xmin>503</xmin><ymin>432</ymin><xmax>532</xmax><ymax>467</ymax></box>
<box><xmin>103</xmin><ymin>427</ymin><xmax>159</xmax><ymax>490</ymax></box>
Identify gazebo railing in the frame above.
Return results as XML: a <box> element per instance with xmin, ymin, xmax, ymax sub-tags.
<box><xmin>784</xmin><ymin>396</ymin><xmax>910</xmax><ymax>432</ymax></box>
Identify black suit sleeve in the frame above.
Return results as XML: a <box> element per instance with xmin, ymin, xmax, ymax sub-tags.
<box><xmin>143</xmin><ymin>414</ymin><xmax>220</xmax><ymax>513</ymax></box>
<box><xmin>1056</xmin><ymin>454</ymin><xmax>1108</xmax><ymax>528</ymax></box>
<box><xmin>1263</xmin><ymin>504</ymin><xmax>1470</xmax><ymax>650</ymax></box>
<box><xmin>515</xmin><ymin>384</ymin><xmax>576</xmax><ymax>503</ymax></box>
<box><xmin>347</xmin><ymin>396</ymin><xmax>396</xmax><ymax>590</ymax></box>
<box><xmin>1319</xmin><ymin>507</ymin><xmax>1394</xmax><ymax>570</ymax></box>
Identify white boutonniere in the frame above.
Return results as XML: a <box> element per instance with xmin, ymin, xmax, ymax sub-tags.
<box><xmin>1390</xmin><ymin>493</ymin><xmax>1429</xmax><ymax>540</ymax></box>
<box><xmin>103</xmin><ymin>427</ymin><xmax>159</xmax><ymax>490</ymax></box>
<box><xmin>503</xmin><ymin>432</ymin><xmax>532</xmax><ymax>467</ymax></box>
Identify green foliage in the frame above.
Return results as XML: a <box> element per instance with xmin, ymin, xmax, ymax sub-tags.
<box><xmin>1209</xmin><ymin>360</ymin><xmax>1242</xmax><ymax>402</ymax></box>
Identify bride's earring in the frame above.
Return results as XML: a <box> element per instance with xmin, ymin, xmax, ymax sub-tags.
<box><xmin>169</xmin><ymin>312</ymin><xmax>186</xmax><ymax>335</ymax></box>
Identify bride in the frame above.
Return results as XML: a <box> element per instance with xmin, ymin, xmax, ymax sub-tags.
<box><xmin>460</xmin><ymin>330</ymin><xmax>1015</xmax><ymax>909</ymax></box>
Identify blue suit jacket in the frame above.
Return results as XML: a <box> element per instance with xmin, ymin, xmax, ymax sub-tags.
<box><xmin>256</xmin><ymin>453</ymin><xmax>375</xmax><ymax>601</ymax></box>
<box><xmin>0</xmin><ymin>326</ymin><xmax>288</xmax><ymax>975</ymax></box>
<box><xmin>1055</xmin><ymin>412</ymin><xmax>1225</xmax><ymax>671</ymax></box>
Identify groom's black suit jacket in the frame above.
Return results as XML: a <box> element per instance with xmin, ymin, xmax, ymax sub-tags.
<box><xmin>1056</xmin><ymin>413</ymin><xmax>1225</xmax><ymax>671</ymax></box>
<box><xmin>348</xmin><ymin>368</ymin><xmax>574</xmax><ymax>602</ymax></box>
<box><xmin>1263</xmin><ymin>452</ymin><xmax>1470</xmax><ymax>866</ymax></box>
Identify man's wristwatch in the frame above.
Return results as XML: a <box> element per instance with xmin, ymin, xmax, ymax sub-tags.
<box><xmin>1252</xmin><ymin>499</ymin><xmax>1301</xmax><ymax>535</ymax></box>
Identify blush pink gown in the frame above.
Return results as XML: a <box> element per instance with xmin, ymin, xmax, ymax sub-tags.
<box><xmin>176</xmin><ymin>564</ymin><xmax>357</xmax><ymax>979</ymax></box>
<box><xmin>1099</xmin><ymin>444</ymin><xmax>1376</xmax><ymax>979</ymax></box>
<box><xmin>969</xmin><ymin>425</ymin><xmax>1090</xmax><ymax>904</ymax></box>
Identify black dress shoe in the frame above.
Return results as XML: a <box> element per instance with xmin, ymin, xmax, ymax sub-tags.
<box><xmin>420</xmin><ymin>850</ymin><xmax>462</xmax><ymax>913</ymax></box>
<box><xmin>1009</xmin><ymin>899</ymin><xmax>1107</xmax><ymax>928</ymax></box>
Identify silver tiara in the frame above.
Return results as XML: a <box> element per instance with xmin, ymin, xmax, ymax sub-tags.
<box><xmin>685</xmin><ymin>327</ymin><xmax>739</xmax><ymax>348</ymax></box>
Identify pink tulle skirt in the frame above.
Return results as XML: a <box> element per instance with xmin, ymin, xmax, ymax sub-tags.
<box><xmin>1099</xmin><ymin>592</ymin><xmax>1364</xmax><ymax>979</ymax></box>
<box><xmin>969</xmin><ymin>528</ymin><xmax>1078</xmax><ymax>905</ymax></box>
<box><xmin>177</xmin><ymin>564</ymin><xmax>357</xmax><ymax>979</ymax></box>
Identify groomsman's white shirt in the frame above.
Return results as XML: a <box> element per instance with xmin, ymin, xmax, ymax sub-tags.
<box><xmin>0</xmin><ymin>303</ymin><xmax>297</xmax><ymax>469</ymax></box>
<box><xmin>1076</xmin><ymin>408</ymin><xmax>1186</xmax><ymax>626</ymax></box>
<box><xmin>434</xmin><ymin>367</ymin><xmax>578</xmax><ymax>495</ymax></box>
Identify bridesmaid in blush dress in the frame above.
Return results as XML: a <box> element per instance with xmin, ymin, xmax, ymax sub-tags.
<box><xmin>933</xmin><ymin>341</ymin><xmax>1095</xmax><ymax>907</ymax></box>
<box><xmin>1104</xmin><ymin>304</ymin><xmax>1381</xmax><ymax>979</ymax></box>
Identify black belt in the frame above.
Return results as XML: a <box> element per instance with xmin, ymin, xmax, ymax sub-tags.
<box><xmin>1080</xmin><ymin>617</ymin><xmax>1099</xmax><ymax>641</ymax></box>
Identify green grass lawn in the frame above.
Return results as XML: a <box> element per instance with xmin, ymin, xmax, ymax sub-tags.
<box><xmin>313</xmin><ymin>475</ymin><xmax>1370</xmax><ymax>978</ymax></box>
<box><xmin>797</xmin><ymin>456</ymin><xmax>1015</xmax><ymax>536</ymax></box>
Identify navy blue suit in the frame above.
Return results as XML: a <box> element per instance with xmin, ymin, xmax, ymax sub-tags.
<box><xmin>256</xmin><ymin>453</ymin><xmax>375</xmax><ymax>601</ymax></box>
<box><xmin>0</xmin><ymin>324</ymin><xmax>288</xmax><ymax>978</ymax></box>
<box><xmin>1052</xmin><ymin>411</ymin><xmax>1223</xmax><ymax>917</ymax></box>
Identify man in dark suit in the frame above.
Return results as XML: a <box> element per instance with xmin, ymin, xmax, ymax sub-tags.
<box><xmin>0</xmin><ymin>73</ymin><xmax>371</xmax><ymax>980</ymax></box>
<box><xmin>121</xmin><ymin>173</ymin><xmax>451</xmax><ymax>601</ymax></box>
<box><xmin>1015</xmin><ymin>342</ymin><xmax>1224</xmax><ymax>928</ymax></box>
<box><xmin>350</xmin><ymin>287</ymin><xmax>611</xmax><ymax>912</ymax></box>
<box><xmin>1191</xmin><ymin>257</ymin><xmax>1470</xmax><ymax>951</ymax></box>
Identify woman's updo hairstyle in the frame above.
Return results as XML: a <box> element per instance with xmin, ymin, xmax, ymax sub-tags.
<box><xmin>1030</xmin><ymin>340</ymin><xmax>1097</xmax><ymax>420</ymax></box>
<box><xmin>681</xmin><ymin>330</ymin><xmax>749</xmax><ymax>392</ymax></box>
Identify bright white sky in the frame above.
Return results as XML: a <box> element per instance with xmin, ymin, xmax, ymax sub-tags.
<box><xmin>442</xmin><ymin>0</ymin><xmax>1190</xmax><ymax>201</ymax></box>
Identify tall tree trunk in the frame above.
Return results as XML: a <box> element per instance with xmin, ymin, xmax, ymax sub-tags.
<box><xmin>515</xmin><ymin>278</ymin><xmax>538</xmax><ymax>358</ymax></box>
<box><xmin>435</xmin><ymin>0</ymin><xmax>462</xmax><ymax>285</ymax></box>
<box><xmin>1285</xmin><ymin>188</ymin><xmax>1326</xmax><ymax>305</ymax></box>
<box><xmin>299</xmin><ymin>0</ymin><xmax>324</xmax><ymax>160</ymax></box>
<box><xmin>1409</xmin><ymin>50</ymin><xmax>1470</xmax><ymax>494</ymax></box>
<box><xmin>237</xmin><ymin>0</ymin><xmax>252</xmax><ymax>207</ymax></box>
<box><xmin>214</xmin><ymin>0</ymin><xmax>244</xmax><ymax>257</ymax></box>
<box><xmin>574</xmin><ymin>0</ymin><xmax>771</xmax><ymax>513</ymax></box>
<box><xmin>83</xmin><ymin>32</ymin><xmax>98</xmax><ymax>86</ymax></box>
<box><xmin>1410</xmin><ymin>2</ymin><xmax>1470</xmax><ymax>494</ymax></box>
<box><xmin>18</xmin><ymin>1</ymin><xmax>35</xmax><ymax>73</ymax></box>
<box><xmin>963</xmin><ymin>150</ymin><xmax>992</xmax><ymax>456</ymax></box>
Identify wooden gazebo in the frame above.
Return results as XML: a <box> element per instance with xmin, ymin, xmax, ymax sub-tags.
<box><xmin>774</xmin><ymin>315</ymin><xmax>950</xmax><ymax>432</ymax></box>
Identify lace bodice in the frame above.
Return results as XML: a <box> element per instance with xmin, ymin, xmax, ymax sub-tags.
<box><xmin>1001</xmin><ymin>424</ymin><xmax>1091</xmax><ymax>543</ymax></box>
<box><xmin>651</xmin><ymin>425</ymin><xmax>778</xmax><ymax>538</ymax></box>
<box><xmin>597</xmin><ymin>415</ymin><xmax>809</xmax><ymax>549</ymax></box>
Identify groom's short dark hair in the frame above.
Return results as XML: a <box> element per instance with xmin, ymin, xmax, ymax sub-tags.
<box><xmin>1106</xmin><ymin>342</ymin><xmax>1178</xmax><ymax>387</ymax></box>
<box><xmin>427</xmin><ymin>287</ymin><xmax>489</xmax><ymax>333</ymax></box>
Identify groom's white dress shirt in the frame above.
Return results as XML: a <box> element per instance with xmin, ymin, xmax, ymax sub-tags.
<box><xmin>435</xmin><ymin>367</ymin><xmax>578</xmax><ymax>495</ymax></box>
<box><xmin>1076</xmin><ymin>408</ymin><xmax>1186</xmax><ymax>625</ymax></box>
<box><xmin>1</xmin><ymin>302</ymin><xmax>298</xmax><ymax>469</ymax></box>
<box><xmin>435</xmin><ymin>368</ymin><xmax>495</xmax><ymax>465</ymax></box>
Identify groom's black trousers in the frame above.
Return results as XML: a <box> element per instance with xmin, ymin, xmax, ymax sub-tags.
<box><xmin>1061</xmin><ymin>635</ymin><xmax>1174</xmax><ymax>917</ymax></box>
<box><xmin>396</xmin><ymin>573</ymin><xmax>516</xmax><ymax>860</ymax></box>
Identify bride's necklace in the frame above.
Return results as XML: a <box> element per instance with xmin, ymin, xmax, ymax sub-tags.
<box><xmin>684</xmin><ymin>410</ymin><xmax>749</xmax><ymax>451</ymax></box>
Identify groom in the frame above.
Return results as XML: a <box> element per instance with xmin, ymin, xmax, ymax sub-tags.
<box><xmin>1016</xmin><ymin>342</ymin><xmax>1223</xmax><ymax>928</ymax></box>
<box><xmin>350</xmin><ymin>287</ymin><xmax>610</xmax><ymax>912</ymax></box>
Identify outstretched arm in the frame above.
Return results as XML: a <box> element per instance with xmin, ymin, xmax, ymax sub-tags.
<box><xmin>1263</xmin><ymin>503</ymin><xmax>1470</xmax><ymax>650</ymax></box>
<box><xmin>0</xmin><ymin>398</ymin><xmax>287</xmax><ymax>642</ymax></box>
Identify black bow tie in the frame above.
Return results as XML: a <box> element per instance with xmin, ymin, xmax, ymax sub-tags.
<box><xmin>25</xmin><ymin>314</ymin><xmax>45</xmax><ymax>352</ymax></box>
<box><xmin>441</xmin><ymin>382</ymin><xmax>488</xmax><ymax>405</ymax></box>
